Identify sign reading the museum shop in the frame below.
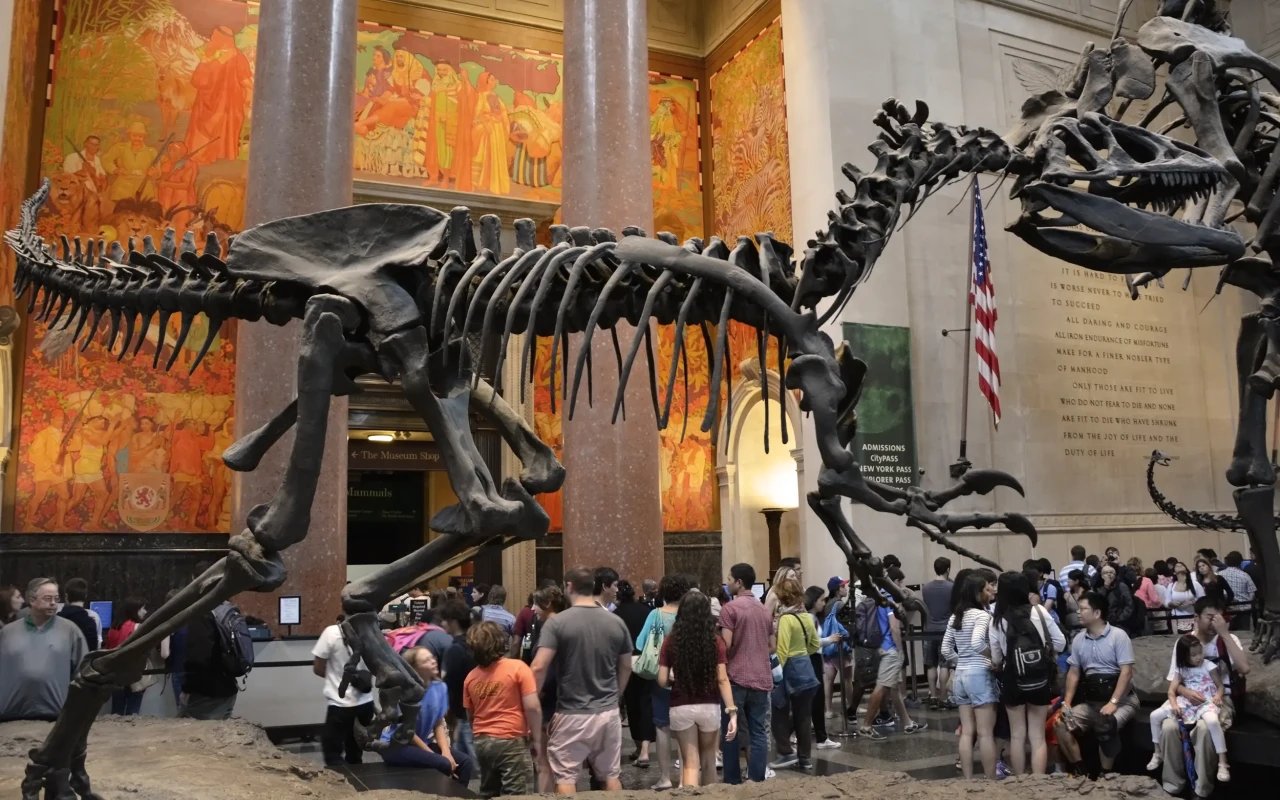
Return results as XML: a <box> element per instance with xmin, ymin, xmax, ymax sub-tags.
<box><xmin>841</xmin><ymin>323</ymin><xmax>919</xmax><ymax>492</ymax></box>
<box><xmin>348</xmin><ymin>440</ymin><xmax>443</xmax><ymax>471</ymax></box>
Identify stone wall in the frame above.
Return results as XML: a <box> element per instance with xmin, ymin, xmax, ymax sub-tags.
<box><xmin>785</xmin><ymin>0</ymin><xmax>1254</xmax><ymax>583</ymax></box>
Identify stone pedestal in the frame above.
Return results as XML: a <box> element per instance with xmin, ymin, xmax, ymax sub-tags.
<box><xmin>231</xmin><ymin>0</ymin><xmax>357</xmax><ymax>634</ymax></box>
<box><xmin>559</xmin><ymin>0</ymin><xmax>664</xmax><ymax>583</ymax></box>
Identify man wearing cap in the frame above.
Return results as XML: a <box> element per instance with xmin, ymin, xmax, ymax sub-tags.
<box><xmin>1054</xmin><ymin>591</ymin><xmax>1138</xmax><ymax>774</ymax></box>
<box><xmin>103</xmin><ymin>121</ymin><xmax>159</xmax><ymax>202</ymax></box>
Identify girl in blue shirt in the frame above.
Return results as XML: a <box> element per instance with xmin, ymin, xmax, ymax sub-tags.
<box><xmin>381</xmin><ymin>646</ymin><xmax>475</xmax><ymax>782</ymax></box>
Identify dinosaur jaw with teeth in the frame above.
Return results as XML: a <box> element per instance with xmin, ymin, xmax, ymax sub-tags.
<box><xmin>1008</xmin><ymin>180</ymin><xmax>1245</xmax><ymax>273</ymax></box>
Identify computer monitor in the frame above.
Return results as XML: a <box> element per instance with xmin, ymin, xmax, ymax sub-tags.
<box><xmin>90</xmin><ymin>601</ymin><xmax>113</xmax><ymax>630</ymax></box>
<box><xmin>750</xmin><ymin>582</ymin><xmax>767</xmax><ymax>601</ymax></box>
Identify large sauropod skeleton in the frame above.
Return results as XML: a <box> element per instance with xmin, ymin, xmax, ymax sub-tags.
<box><xmin>8</xmin><ymin>98</ymin><xmax>1037</xmax><ymax>797</ymax></box>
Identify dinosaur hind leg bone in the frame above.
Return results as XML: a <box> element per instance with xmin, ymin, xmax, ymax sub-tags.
<box><xmin>21</xmin><ymin>294</ymin><xmax>358</xmax><ymax>800</ymax></box>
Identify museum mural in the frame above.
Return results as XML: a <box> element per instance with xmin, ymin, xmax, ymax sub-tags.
<box><xmin>349</xmin><ymin>23</ymin><xmax>714</xmax><ymax>533</ymax></box>
<box><xmin>15</xmin><ymin>0</ymin><xmax>251</xmax><ymax>533</ymax></box>
<box><xmin>711</xmin><ymin>17</ymin><xmax>792</xmax><ymax>391</ymax></box>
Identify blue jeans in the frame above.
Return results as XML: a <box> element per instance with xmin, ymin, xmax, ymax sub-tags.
<box><xmin>452</xmin><ymin>718</ymin><xmax>475</xmax><ymax>761</ymax></box>
<box><xmin>382</xmin><ymin>741</ymin><xmax>475</xmax><ymax>782</ymax></box>
<box><xmin>721</xmin><ymin>684</ymin><xmax>769</xmax><ymax>784</ymax></box>
<box><xmin>111</xmin><ymin>689</ymin><xmax>143</xmax><ymax>716</ymax></box>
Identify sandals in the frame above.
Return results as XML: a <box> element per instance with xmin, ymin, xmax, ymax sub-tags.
<box><xmin>634</xmin><ymin>758</ymin><xmax>650</xmax><ymax>768</ymax></box>
<box><xmin>1217</xmin><ymin>763</ymin><xmax>1230</xmax><ymax>783</ymax></box>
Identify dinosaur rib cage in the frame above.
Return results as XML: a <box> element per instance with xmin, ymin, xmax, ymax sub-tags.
<box><xmin>9</xmin><ymin>99</ymin><xmax>1016</xmax><ymax>451</ymax></box>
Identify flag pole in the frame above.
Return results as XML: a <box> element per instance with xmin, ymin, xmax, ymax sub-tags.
<box><xmin>951</xmin><ymin>176</ymin><xmax>977</xmax><ymax>480</ymax></box>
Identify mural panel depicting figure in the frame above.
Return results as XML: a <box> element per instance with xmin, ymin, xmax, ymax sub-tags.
<box><xmin>16</xmin><ymin>0</ymin><xmax>250</xmax><ymax>533</ymax></box>
<box><xmin>710</xmin><ymin>18</ymin><xmax>792</xmax><ymax>391</ymax></box>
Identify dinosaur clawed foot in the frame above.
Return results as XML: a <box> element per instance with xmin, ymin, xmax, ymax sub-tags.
<box><xmin>429</xmin><ymin>478</ymin><xmax>550</xmax><ymax>541</ymax></box>
<box><xmin>961</xmin><ymin>469</ymin><xmax>1026</xmax><ymax>497</ymax></box>
<box><xmin>518</xmin><ymin>446</ymin><xmax>565</xmax><ymax>496</ymax></box>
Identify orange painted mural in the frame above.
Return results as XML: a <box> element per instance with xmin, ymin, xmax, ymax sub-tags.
<box><xmin>16</xmin><ymin>0</ymin><xmax>252</xmax><ymax>533</ymax></box>
<box><xmin>710</xmin><ymin>17</ymin><xmax>792</xmax><ymax>391</ymax></box>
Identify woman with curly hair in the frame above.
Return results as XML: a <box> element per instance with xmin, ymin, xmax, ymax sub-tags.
<box><xmin>769</xmin><ymin>578</ymin><xmax>820</xmax><ymax>770</ymax></box>
<box><xmin>657</xmin><ymin>590</ymin><xmax>736</xmax><ymax>787</ymax></box>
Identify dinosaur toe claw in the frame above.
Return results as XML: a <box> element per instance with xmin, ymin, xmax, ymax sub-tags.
<box><xmin>963</xmin><ymin>469</ymin><xmax>1026</xmax><ymax>497</ymax></box>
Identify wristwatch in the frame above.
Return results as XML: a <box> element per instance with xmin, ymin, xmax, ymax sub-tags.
<box><xmin>1109</xmin><ymin>697</ymin><xmax>1120</xmax><ymax>705</ymax></box>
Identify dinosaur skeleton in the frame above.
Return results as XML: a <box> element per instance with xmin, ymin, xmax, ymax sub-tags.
<box><xmin>8</xmin><ymin>98</ymin><xmax>1038</xmax><ymax>797</ymax></box>
<box><xmin>17</xmin><ymin>0</ymin><xmax>1280</xmax><ymax>792</ymax></box>
<box><xmin>1002</xmin><ymin>0</ymin><xmax>1280</xmax><ymax>667</ymax></box>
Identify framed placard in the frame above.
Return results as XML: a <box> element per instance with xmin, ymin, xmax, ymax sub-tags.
<box><xmin>278</xmin><ymin>595</ymin><xmax>301</xmax><ymax>626</ymax></box>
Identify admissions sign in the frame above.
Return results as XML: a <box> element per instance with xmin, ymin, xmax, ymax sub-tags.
<box><xmin>841</xmin><ymin>323</ymin><xmax>919</xmax><ymax>492</ymax></box>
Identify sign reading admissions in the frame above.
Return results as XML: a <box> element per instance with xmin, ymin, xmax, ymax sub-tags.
<box><xmin>841</xmin><ymin>323</ymin><xmax>919</xmax><ymax>492</ymax></box>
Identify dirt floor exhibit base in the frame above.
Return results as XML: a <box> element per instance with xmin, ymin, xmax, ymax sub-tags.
<box><xmin>0</xmin><ymin>717</ymin><xmax>1173</xmax><ymax>799</ymax></box>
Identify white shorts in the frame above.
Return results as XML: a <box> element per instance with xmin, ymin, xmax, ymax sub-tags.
<box><xmin>668</xmin><ymin>703</ymin><xmax>721</xmax><ymax>733</ymax></box>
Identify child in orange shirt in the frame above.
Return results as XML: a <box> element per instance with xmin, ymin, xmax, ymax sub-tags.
<box><xmin>464</xmin><ymin>621</ymin><xmax>542</xmax><ymax>797</ymax></box>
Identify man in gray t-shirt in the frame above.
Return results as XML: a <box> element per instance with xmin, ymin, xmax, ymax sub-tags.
<box><xmin>532</xmin><ymin>567</ymin><xmax>632</xmax><ymax>794</ymax></box>
<box><xmin>919</xmin><ymin>558</ymin><xmax>954</xmax><ymax>705</ymax></box>
<box><xmin>0</xmin><ymin>579</ymin><xmax>88</xmax><ymax>721</ymax></box>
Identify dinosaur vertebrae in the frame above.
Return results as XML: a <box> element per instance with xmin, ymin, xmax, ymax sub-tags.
<box><xmin>799</xmin><ymin>99</ymin><xmax>1022</xmax><ymax>320</ymax></box>
<box><xmin>8</xmin><ymin>100</ymin><xmax>1017</xmax><ymax>445</ymax></box>
<box><xmin>1145</xmin><ymin>450</ymin><xmax>1280</xmax><ymax>531</ymax></box>
<box><xmin>9</xmin><ymin>183</ymin><xmax>304</xmax><ymax>375</ymax></box>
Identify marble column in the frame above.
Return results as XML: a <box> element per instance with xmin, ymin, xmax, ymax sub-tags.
<box><xmin>231</xmin><ymin>0</ymin><xmax>357</xmax><ymax>634</ymax></box>
<box><xmin>559</xmin><ymin>0</ymin><xmax>664</xmax><ymax>584</ymax></box>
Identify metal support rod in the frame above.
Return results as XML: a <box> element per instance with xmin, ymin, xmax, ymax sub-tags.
<box><xmin>954</xmin><ymin>176</ymin><xmax>978</xmax><ymax>475</ymax></box>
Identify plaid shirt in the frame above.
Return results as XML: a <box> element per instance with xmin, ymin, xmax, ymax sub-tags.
<box><xmin>1217</xmin><ymin>567</ymin><xmax>1256</xmax><ymax>604</ymax></box>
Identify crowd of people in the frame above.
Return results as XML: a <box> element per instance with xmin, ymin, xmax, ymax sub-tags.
<box><xmin>0</xmin><ymin>543</ymin><xmax>1264</xmax><ymax>797</ymax></box>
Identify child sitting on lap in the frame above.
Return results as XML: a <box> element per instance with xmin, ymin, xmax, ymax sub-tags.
<box><xmin>1146</xmin><ymin>634</ymin><xmax>1229</xmax><ymax>783</ymax></box>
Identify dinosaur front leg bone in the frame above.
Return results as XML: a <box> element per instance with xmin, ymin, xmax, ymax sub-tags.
<box><xmin>342</xmin><ymin>611</ymin><xmax>424</xmax><ymax>751</ymax></box>
<box><xmin>1227</xmin><ymin>319</ymin><xmax>1275</xmax><ymax>486</ymax></box>
<box><xmin>1235</xmin><ymin>486</ymin><xmax>1280</xmax><ymax>663</ymax></box>
<box><xmin>378</xmin><ymin>326</ymin><xmax>525</xmax><ymax>536</ymax></box>
<box><xmin>472</xmin><ymin>376</ymin><xmax>565</xmax><ymax>496</ymax></box>
<box><xmin>22</xmin><ymin>294</ymin><xmax>357</xmax><ymax>800</ymax></box>
<box><xmin>223</xmin><ymin>398</ymin><xmax>298</xmax><ymax>472</ymax></box>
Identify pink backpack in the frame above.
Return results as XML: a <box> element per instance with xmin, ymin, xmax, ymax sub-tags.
<box><xmin>384</xmin><ymin>623</ymin><xmax>444</xmax><ymax>653</ymax></box>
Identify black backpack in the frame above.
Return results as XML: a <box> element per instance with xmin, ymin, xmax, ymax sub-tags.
<box><xmin>1005</xmin><ymin>609</ymin><xmax>1052</xmax><ymax>692</ymax></box>
<box><xmin>853</xmin><ymin>596</ymin><xmax>884</xmax><ymax>650</ymax></box>
<box><xmin>211</xmin><ymin>602</ymin><xmax>254</xmax><ymax>679</ymax></box>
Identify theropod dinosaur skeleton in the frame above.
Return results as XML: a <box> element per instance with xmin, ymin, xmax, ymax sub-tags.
<box><xmin>9</xmin><ymin>98</ymin><xmax>1036</xmax><ymax>797</ymax></box>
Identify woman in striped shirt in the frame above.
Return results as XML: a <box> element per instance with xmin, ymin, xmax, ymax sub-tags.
<box><xmin>942</xmin><ymin>572</ymin><xmax>998</xmax><ymax>780</ymax></box>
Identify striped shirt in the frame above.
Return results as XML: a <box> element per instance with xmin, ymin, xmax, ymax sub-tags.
<box><xmin>941</xmin><ymin>609</ymin><xmax>992</xmax><ymax>671</ymax></box>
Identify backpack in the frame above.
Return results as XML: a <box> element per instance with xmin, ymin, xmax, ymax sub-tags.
<box><xmin>633</xmin><ymin>611</ymin><xmax>668</xmax><ymax>681</ymax></box>
<box><xmin>820</xmin><ymin>611</ymin><xmax>849</xmax><ymax>658</ymax></box>
<box><xmin>212</xmin><ymin>602</ymin><xmax>254</xmax><ymax>679</ymax></box>
<box><xmin>1005</xmin><ymin>608</ymin><xmax>1053</xmax><ymax>692</ymax></box>
<box><xmin>854</xmin><ymin>596</ymin><xmax>884</xmax><ymax>650</ymax></box>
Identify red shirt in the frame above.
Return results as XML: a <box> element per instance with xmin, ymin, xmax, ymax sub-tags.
<box><xmin>659</xmin><ymin>635</ymin><xmax>726</xmax><ymax>706</ymax></box>
<box><xmin>718</xmin><ymin>595</ymin><xmax>773</xmax><ymax>691</ymax></box>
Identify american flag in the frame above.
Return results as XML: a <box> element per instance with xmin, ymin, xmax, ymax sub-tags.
<box><xmin>970</xmin><ymin>180</ymin><xmax>1001</xmax><ymax>427</ymax></box>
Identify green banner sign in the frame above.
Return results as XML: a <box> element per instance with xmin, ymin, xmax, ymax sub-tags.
<box><xmin>841</xmin><ymin>322</ymin><xmax>919</xmax><ymax>492</ymax></box>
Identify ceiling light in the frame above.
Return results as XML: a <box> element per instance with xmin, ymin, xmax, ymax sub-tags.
<box><xmin>367</xmin><ymin>434</ymin><xmax>393</xmax><ymax>442</ymax></box>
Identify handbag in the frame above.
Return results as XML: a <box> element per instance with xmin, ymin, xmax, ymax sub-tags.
<box><xmin>633</xmin><ymin>612</ymin><xmax>666</xmax><ymax>680</ymax></box>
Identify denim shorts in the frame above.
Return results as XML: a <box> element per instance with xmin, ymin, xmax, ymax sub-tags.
<box><xmin>651</xmin><ymin>685</ymin><xmax>671</xmax><ymax>728</ymax></box>
<box><xmin>951</xmin><ymin>668</ymin><xmax>999</xmax><ymax>707</ymax></box>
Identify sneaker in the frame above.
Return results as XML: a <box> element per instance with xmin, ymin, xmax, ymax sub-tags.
<box><xmin>903</xmin><ymin>722</ymin><xmax>927</xmax><ymax>734</ymax></box>
<box><xmin>874</xmin><ymin>711</ymin><xmax>894</xmax><ymax>726</ymax></box>
<box><xmin>825</xmin><ymin>710</ymin><xmax>838</xmax><ymax>719</ymax></box>
<box><xmin>817</xmin><ymin>738</ymin><xmax>841</xmax><ymax>749</ymax></box>
<box><xmin>652</xmin><ymin>780</ymin><xmax>673</xmax><ymax>790</ymax></box>
<box><xmin>1146</xmin><ymin>755</ymin><xmax>1162</xmax><ymax>771</ymax></box>
<box><xmin>798</xmin><ymin>759</ymin><xmax>814</xmax><ymax>770</ymax></box>
<box><xmin>858</xmin><ymin>727</ymin><xmax>887</xmax><ymax>741</ymax></box>
<box><xmin>716</xmin><ymin>753</ymin><xmax>723</xmax><ymax>769</ymax></box>
<box><xmin>790</xmin><ymin>734</ymin><xmax>797</xmax><ymax>745</ymax></box>
<box><xmin>765</xmin><ymin>768</ymin><xmax>777</xmax><ymax>779</ymax></box>
<box><xmin>769</xmin><ymin>754</ymin><xmax>799</xmax><ymax>769</ymax></box>
<box><xmin>996</xmin><ymin>760</ymin><xmax>1013</xmax><ymax>779</ymax></box>
<box><xmin>1217</xmin><ymin>764</ymin><xmax>1230</xmax><ymax>783</ymax></box>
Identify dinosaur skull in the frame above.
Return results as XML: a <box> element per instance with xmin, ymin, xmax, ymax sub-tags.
<box><xmin>1007</xmin><ymin>112</ymin><xmax>1245</xmax><ymax>272</ymax></box>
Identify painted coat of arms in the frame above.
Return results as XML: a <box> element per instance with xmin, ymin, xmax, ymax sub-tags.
<box><xmin>118</xmin><ymin>473</ymin><xmax>171</xmax><ymax>532</ymax></box>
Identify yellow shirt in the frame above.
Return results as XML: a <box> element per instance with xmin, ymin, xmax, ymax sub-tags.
<box><xmin>775</xmin><ymin>610</ymin><xmax>820</xmax><ymax>666</ymax></box>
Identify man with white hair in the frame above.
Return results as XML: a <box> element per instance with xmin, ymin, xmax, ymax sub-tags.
<box><xmin>0</xmin><ymin>578</ymin><xmax>87</xmax><ymax>721</ymax></box>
